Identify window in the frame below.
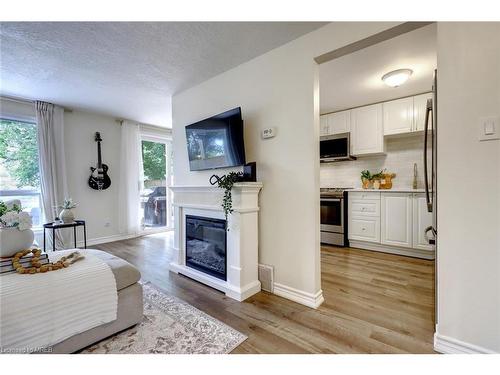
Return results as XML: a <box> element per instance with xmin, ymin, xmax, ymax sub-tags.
<box><xmin>139</xmin><ymin>136</ymin><xmax>173</xmax><ymax>231</ymax></box>
<box><xmin>0</xmin><ymin>118</ymin><xmax>43</xmax><ymax>227</ymax></box>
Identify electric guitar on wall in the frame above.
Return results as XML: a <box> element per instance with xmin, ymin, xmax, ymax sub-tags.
<box><xmin>88</xmin><ymin>132</ymin><xmax>111</xmax><ymax>190</ymax></box>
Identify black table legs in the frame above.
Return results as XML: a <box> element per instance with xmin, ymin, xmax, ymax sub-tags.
<box><xmin>83</xmin><ymin>225</ymin><xmax>87</xmax><ymax>249</ymax></box>
<box><xmin>42</xmin><ymin>221</ymin><xmax>87</xmax><ymax>252</ymax></box>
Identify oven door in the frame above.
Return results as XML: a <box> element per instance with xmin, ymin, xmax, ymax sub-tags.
<box><xmin>320</xmin><ymin>198</ymin><xmax>344</xmax><ymax>233</ymax></box>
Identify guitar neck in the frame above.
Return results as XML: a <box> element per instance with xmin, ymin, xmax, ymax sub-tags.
<box><xmin>97</xmin><ymin>141</ymin><xmax>102</xmax><ymax>168</ymax></box>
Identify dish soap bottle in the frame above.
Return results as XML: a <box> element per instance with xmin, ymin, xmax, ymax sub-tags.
<box><xmin>412</xmin><ymin>163</ymin><xmax>418</xmax><ymax>190</ymax></box>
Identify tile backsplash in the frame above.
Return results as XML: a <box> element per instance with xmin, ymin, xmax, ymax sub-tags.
<box><xmin>320</xmin><ymin>134</ymin><xmax>431</xmax><ymax>189</ymax></box>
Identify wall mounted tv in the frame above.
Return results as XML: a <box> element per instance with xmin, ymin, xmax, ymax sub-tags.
<box><xmin>185</xmin><ymin>107</ymin><xmax>246</xmax><ymax>171</ymax></box>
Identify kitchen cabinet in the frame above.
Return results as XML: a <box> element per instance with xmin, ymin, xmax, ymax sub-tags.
<box><xmin>348</xmin><ymin>192</ymin><xmax>381</xmax><ymax>243</ymax></box>
<box><xmin>413</xmin><ymin>93</ymin><xmax>433</xmax><ymax>132</ymax></box>
<box><xmin>412</xmin><ymin>193</ymin><xmax>434</xmax><ymax>250</ymax></box>
<box><xmin>320</xmin><ymin>115</ymin><xmax>329</xmax><ymax>135</ymax></box>
<box><xmin>328</xmin><ymin>110</ymin><xmax>351</xmax><ymax>134</ymax></box>
<box><xmin>347</xmin><ymin>191</ymin><xmax>435</xmax><ymax>258</ymax></box>
<box><xmin>349</xmin><ymin>217</ymin><xmax>380</xmax><ymax>243</ymax></box>
<box><xmin>381</xmin><ymin>193</ymin><xmax>413</xmax><ymax>248</ymax></box>
<box><xmin>383</xmin><ymin>97</ymin><xmax>414</xmax><ymax>135</ymax></box>
<box><xmin>350</xmin><ymin>103</ymin><xmax>384</xmax><ymax>156</ymax></box>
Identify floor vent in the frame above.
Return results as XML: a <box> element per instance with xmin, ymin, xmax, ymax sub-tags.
<box><xmin>258</xmin><ymin>264</ymin><xmax>274</xmax><ymax>293</ymax></box>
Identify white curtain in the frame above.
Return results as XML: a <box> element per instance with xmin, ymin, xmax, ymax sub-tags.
<box><xmin>35</xmin><ymin>101</ymin><xmax>68</xmax><ymax>249</ymax></box>
<box><xmin>118</xmin><ymin>121</ymin><xmax>142</xmax><ymax>235</ymax></box>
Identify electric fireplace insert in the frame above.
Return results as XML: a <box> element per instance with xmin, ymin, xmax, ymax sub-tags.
<box><xmin>185</xmin><ymin>215</ymin><xmax>227</xmax><ymax>281</ymax></box>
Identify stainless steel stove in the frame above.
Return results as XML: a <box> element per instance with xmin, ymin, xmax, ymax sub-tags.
<box><xmin>320</xmin><ymin>187</ymin><xmax>350</xmax><ymax>198</ymax></box>
<box><xmin>320</xmin><ymin>188</ymin><xmax>352</xmax><ymax>246</ymax></box>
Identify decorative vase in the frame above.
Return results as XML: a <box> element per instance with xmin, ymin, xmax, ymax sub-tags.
<box><xmin>59</xmin><ymin>208</ymin><xmax>75</xmax><ymax>223</ymax></box>
<box><xmin>361</xmin><ymin>178</ymin><xmax>373</xmax><ymax>189</ymax></box>
<box><xmin>0</xmin><ymin>227</ymin><xmax>35</xmax><ymax>257</ymax></box>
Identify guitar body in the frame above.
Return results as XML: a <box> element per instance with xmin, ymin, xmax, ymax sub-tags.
<box><xmin>88</xmin><ymin>164</ymin><xmax>111</xmax><ymax>190</ymax></box>
<box><xmin>88</xmin><ymin>132</ymin><xmax>111</xmax><ymax>190</ymax></box>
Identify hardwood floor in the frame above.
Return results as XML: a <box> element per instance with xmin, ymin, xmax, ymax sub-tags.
<box><xmin>93</xmin><ymin>232</ymin><xmax>436</xmax><ymax>353</ymax></box>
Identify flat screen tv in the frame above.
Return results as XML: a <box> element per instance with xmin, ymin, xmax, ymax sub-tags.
<box><xmin>185</xmin><ymin>107</ymin><xmax>246</xmax><ymax>171</ymax></box>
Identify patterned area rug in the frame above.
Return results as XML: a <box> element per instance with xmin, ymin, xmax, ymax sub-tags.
<box><xmin>82</xmin><ymin>282</ymin><xmax>247</xmax><ymax>354</ymax></box>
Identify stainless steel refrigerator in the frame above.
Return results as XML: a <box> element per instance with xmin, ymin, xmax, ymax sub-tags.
<box><xmin>424</xmin><ymin>69</ymin><xmax>437</xmax><ymax>323</ymax></box>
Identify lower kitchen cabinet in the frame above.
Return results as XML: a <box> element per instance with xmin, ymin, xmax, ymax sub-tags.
<box><xmin>348</xmin><ymin>191</ymin><xmax>435</xmax><ymax>259</ymax></box>
<box><xmin>381</xmin><ymin>193</ymin><xmax>413</xmax><ymax>248</ymax></box>
<box><xmin>349</xmin><ymin>216</ymin><xmax>380</xmax><ymax>243</ymax></box>
<box><xmin>412</xmin><ymin>193</ymin><xmax>434</xmax><ymax>251</ymax></box>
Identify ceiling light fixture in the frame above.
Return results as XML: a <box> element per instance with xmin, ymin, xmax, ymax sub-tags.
<box><xmin>382</xmin><ymin>69</ymin><xmax>413</xmax><ymax>88</ymax></box>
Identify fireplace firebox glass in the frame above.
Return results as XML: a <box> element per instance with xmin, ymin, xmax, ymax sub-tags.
<box><xmin>185</xmin><ymin>215</ymin><xmax>227</xmax><ymax>280</ymax></box>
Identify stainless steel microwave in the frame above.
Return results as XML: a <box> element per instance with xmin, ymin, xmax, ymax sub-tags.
<box><xmin>320</xmin><ymin>133</ymin><xmax>356</xmax><ymax>162</ymax></box>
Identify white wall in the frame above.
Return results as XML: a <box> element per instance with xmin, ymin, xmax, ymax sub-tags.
<box><xmin>172</xmin><ymin>22</ymin><xmax>399</xmax><ymax>300</ymax></box>
<box><xmin>321</xmin><ymin>135</ymin><xmax>430</xmax><ymax>189</ymax></box>
<box><xmin>436</xmin><ymin>22</ymin><xmax>500</xmax><ymax>353</ymax></box>
<box><xmin>63</xmin><ymin>110</ymin><xmax>123</xmax><ymax>243</ymax></box>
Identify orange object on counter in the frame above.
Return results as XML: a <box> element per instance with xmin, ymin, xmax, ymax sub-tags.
<box><xmin>379</xmin><ymin>173</ymin><xmax>396</xmax><ymax>189</ymax></box>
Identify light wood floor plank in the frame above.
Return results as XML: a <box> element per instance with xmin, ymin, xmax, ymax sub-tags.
<box><xmin>92</xmin><ymin>232</ymin><xmax>436</xmax><ymax>353</ymax></box>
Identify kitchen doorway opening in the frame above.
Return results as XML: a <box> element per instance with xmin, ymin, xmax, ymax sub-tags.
<box><xmin>314</xmin><ymin>22</ymin><xmax>437</xmax><ymax>352</ymax></box>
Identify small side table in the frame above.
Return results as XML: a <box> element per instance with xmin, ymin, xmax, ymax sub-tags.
<box><xmin>43</xmin><ymin>220</ymin><xmax>87</xmax><ymax>252</ymax></box>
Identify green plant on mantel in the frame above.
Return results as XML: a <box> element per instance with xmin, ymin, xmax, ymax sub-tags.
<box><xmin>214</xmin><ymin>172</ymin><xmax>243</xmax><ymax>227</ymax></box>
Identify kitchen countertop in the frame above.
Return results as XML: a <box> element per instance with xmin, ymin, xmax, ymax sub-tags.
<box><xmin>346</xmin><ymin>188</ymin><xmax>427</xmax><ymax>193</ymax></box>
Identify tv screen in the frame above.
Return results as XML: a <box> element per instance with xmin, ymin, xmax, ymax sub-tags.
<box><xmin>185</xmin><ymin>107</ymin><xmax>246</xmax><ymax>171</ymax></box>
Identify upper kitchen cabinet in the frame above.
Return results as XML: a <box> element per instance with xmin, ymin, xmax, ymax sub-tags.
<box><xmin>320</xmin><ymin>115</ymin><xmax>329</xmax><ymax>135</ymax></box>
<box><xmin>320</xmin><ymin>110</ymin><xmax>351</xmax><ymax>136</ymax></box>
<box><xmin>327</xmin><ymin>110</ymin><xmax>351</xmax><ymax>134</ymax></box>
<box><xmin>413</xmin><ymin>92</ymin><xmax>433</xmax><ymax>132</ymax></box>
<box><xmin>350</xmin><ymin>103</ymin><xmax>385</xmax><ymax>156</ymax></box>
<box><xmin>383</xmin><ymin>97</ymin><xmax>414</xmax><ymax>135</ymax></box>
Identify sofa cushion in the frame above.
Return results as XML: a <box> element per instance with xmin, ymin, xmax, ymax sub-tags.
<box><xmin>81</xmin><ymin>249</ymin><xmax>141</xmax><ymax>291</ymax></box>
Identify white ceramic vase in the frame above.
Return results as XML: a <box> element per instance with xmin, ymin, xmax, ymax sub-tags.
<box><xmin>0</xmin><ymin>227</ymin><xmax>35</xmax><ymax>257</ymax></box>
<box><xmin>59</xmin><ymin>208</ymin><xmax>75</xmax><ymax>223</ymax></box>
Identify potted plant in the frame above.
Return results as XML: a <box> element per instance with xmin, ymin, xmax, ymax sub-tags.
<box><xmin>210</xmin><ymin>172</ymin><xmax>243</xmax><ymax>229</ymax></box>
<box><xmin>0</xmin><ymin>200</ymin><xmax>34</xmax><ymax>257</ymax></box>
<box><xmin>58</xmin><ymin>198</ymin><xmax>78</xmax><ymax>223</ymax></box>
<box><xmin>360</xmin><ymin>170</ymin><xmax>373</xmax><ymax>189</ymax></box>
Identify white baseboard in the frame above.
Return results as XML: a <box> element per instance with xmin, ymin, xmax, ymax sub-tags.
<box><xmin>76</xmin><ymin>233</ymin><xmax>138</xmax><ymax>248</ymax></box>
<box><xmin>273</xmin><ymin>282</ymin><xmax>324</xmax><ymax>309</ymax></box>
<box><xmin>434</xmin><ymin>332</ymin><xmax>496</xmax><ymax>354</ymax></box>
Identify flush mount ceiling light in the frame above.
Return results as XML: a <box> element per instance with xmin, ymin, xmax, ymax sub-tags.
<box><xmin>382</xmin><ymin>69</ymin><xmax>413</xmax><ymax>88</ymax></box>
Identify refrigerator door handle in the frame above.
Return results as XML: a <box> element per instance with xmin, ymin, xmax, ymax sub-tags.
<box><xmin>423</xmin><ymin>98</ymin><xmax>433</xmax><ymax>213</ymax></box>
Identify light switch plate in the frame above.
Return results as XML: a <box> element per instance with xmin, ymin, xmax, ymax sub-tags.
<box><xmin>261</xmin><ymin>127</ymin><xmax>276</xmax><ymax>139</ymax></box>
<box><xmin>479</xmin><ymin>116</ymin><xmax>499</xmax><ymax>141</ymax></box>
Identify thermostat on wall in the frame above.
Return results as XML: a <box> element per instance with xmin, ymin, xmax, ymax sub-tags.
<box><xmin>261</xmin><ymin>127</ymin><xmax>276</xmax><ymax>139</ymax></box>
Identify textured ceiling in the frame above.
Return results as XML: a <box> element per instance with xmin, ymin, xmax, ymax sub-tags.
<box><xmin>0</xmin><ymin>22</ymin><xmax>326</xmax><ymax>127</ymax></box>
<box><xmin>320</xmin><ymin>23</ymin><xmax>436</xmax><ymax>113</ymax></box>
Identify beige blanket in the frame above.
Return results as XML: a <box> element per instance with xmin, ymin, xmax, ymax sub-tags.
<box><xmin>0</xmin><ymin>250</ymin><xmax>117</xmax><ymax>353</ymax></box>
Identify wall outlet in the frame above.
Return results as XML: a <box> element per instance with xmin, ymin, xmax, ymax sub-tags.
<box><xmin>261</xmin><ymin>127</ymin><xmax>276</xmax><ymax>139</ymax></box>
<box><xmin>104</xmin><ymin>221</ymin><xmax>111</xmax><ymax>228</ymax></box>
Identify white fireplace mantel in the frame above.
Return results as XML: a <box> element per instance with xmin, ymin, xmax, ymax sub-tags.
<box><xmin>169</xmin><ymin>182</ymin><xmax>263</xmax><ymax>301</ymax></box>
